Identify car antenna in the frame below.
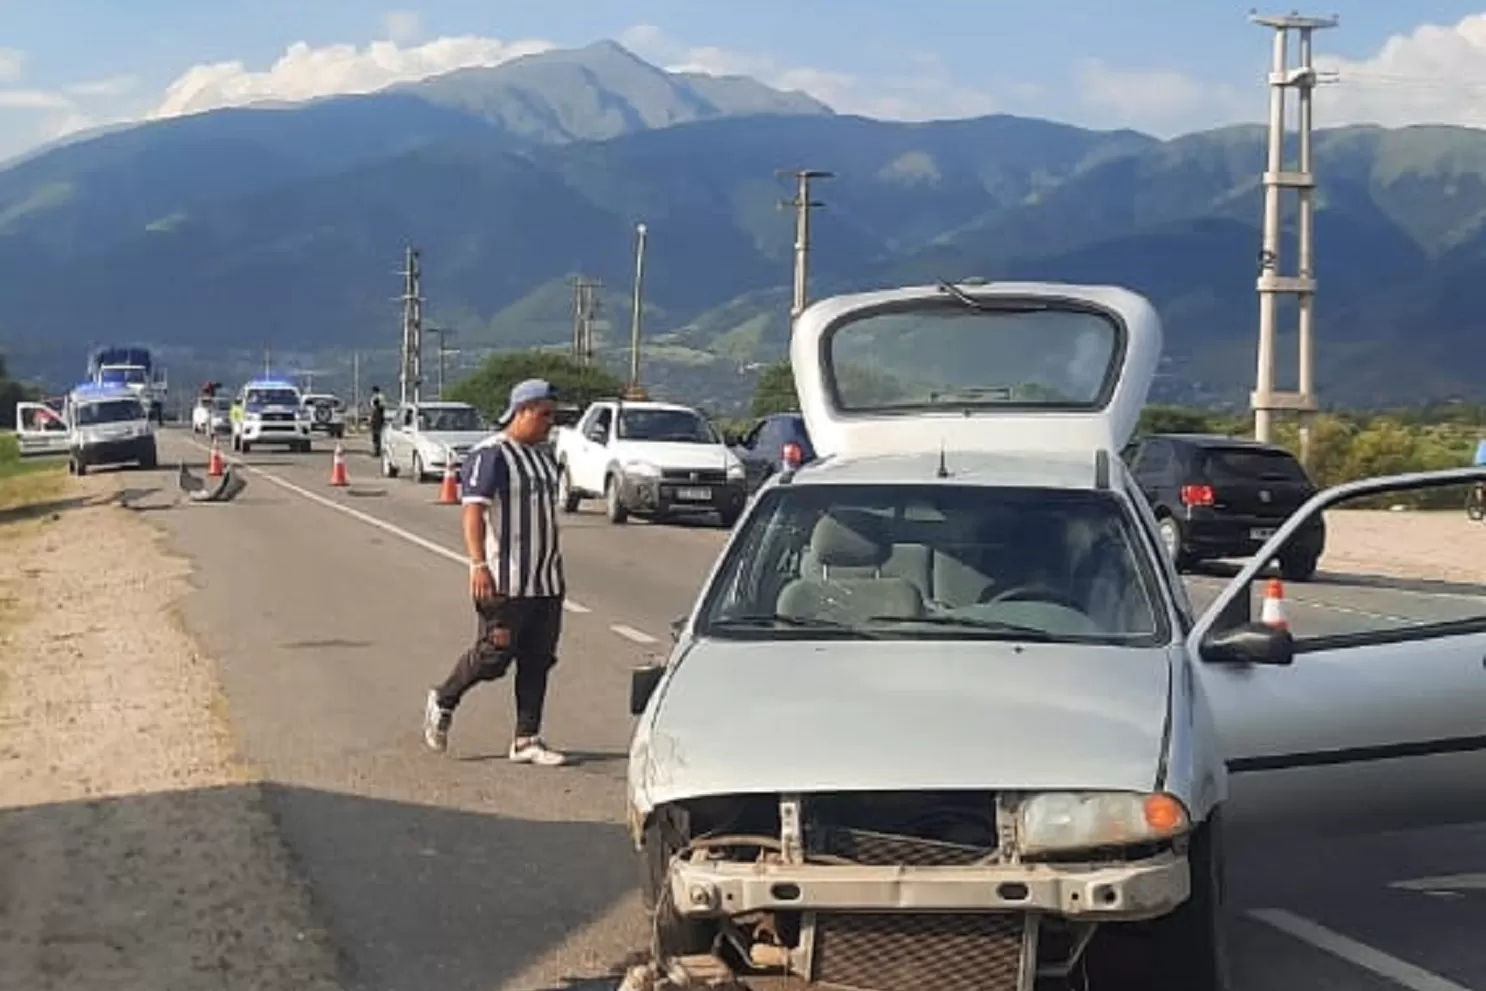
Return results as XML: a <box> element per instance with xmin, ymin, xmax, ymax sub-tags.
<box><xmin>936</xmin><ymin>440</ymin><xmax>950</xmax><ymax>479</ymax></box>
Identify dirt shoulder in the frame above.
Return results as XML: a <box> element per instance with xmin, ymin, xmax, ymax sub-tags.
<box><xmin>0</xmin><ymin>468</ymin><xmax>342</xmax><ymax>991</ymax></box>
<box><xmin>1320</xmin><ymin>509</ymin><xmax>1485</xmax><ymax>586</ymax></box>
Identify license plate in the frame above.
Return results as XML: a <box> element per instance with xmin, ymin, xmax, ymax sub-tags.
<box><xmin>1250</xmin><ymin>527</ymin><xmax>1276</xmax><ymax>540</ymax></box>
<box><xmin>676</xmin><ymin>487</ymin><xmax>712</xmax><ymax>501</ymax></box>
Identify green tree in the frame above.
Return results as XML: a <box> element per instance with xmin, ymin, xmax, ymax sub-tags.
<box><xmin>445</xmin><ymin>350</ymin><xmax>623</xmax><ymax>420</ymax></box>
<box><xmin>1137</xmin><ymin>405</ymin><xmax>1218</xmax><ymax>436</ymax></box>
<box><xmin>750</xmin><ymin>360</ymin><xmax>799</xmax><ymax>417</ymax></box>
<box><xmin>0</xmin><ymin>350</ymin><xmax>40</xmax><ymax>430</ymax></box>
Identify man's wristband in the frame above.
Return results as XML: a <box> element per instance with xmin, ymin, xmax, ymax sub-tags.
<box><xmin>469</xmin><ymin>560</ymin><xmax>489</xmax><ymax>572</ymax></box>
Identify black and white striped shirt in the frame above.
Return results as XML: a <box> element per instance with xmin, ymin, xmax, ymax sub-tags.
<box><xmin>459</xmin><ymin>434</ymin><xmax>565</xmax><ymax>598</ymax></box>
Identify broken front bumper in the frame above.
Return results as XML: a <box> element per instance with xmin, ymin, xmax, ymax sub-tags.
<box><xmin>671</xmin><ymin>852</ymin><xmax>1189</xmax><ymax>922</ymax></box>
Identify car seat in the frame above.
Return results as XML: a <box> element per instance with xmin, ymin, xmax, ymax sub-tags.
<box><xmin>776</xmin><ymin>509</ymin><xmax>925</xmax><ymax>624</ymax></box>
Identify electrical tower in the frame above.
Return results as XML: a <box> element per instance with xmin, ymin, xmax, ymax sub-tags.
<box><xmin>571</xmin><ymin>276</ymin><xmax>602</xmax><ymax>366</ymax></box>
<box><xmin>428</xmin><ymin>327</ymin><xmax>456</xmax><ymax>399</ymax></box>
<box><xmin>1250</xmin><ymin>12</ymin><xmax>1338</xmax><ymax>463</ymax></box>
<box><xmin>778</xmin><ymin>169</ymin><xmax>834</xmax><ymax>319</ymax></box>
<box><xmin>398</xmin><ymin>246</ymin><xmax>424</xmax><ymax>405</ymax></box>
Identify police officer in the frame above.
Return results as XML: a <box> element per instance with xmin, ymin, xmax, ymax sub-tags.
<box><xmin>368</xmin><ymin>385</ymin><xmax>386</xmax><ymax>458</ymax></box>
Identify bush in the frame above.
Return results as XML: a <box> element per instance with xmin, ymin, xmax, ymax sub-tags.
<box><xmin>445</xmin><ymin>350</ymin><xmax>624</xmax><ymax>422</ymax></box>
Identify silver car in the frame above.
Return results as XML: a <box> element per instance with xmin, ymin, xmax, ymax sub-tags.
<box><xmin>623</xmin><ymin>280</ymin><xmax>1486</xmax><ymax>991</ymax></box>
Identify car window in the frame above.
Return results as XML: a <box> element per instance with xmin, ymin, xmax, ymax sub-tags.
<box><xmin>75</xmin><ymin>399</ymin><xmax>144</xmax><ymax>425</ymax></box>
<box><xmin>245</xmin><ymin>388</ymin><xmax>299</xmax><ymax>407</ymax></box>
<box><xmin>421</xmin><ymin>407</ymin><xmax>481</xmax><ymax>431</ymax></box>
<box><xmin>617</xmin><ymin>408</ymin><xmax>717</xmax><ymax>443</ymax></box>
<box><xmin>696</xmin><ymin>483</ymin><xmax>1167</xmax><ymax>646</ymax></box>
<box><xmin>1201</xmin><ymin>447</ymin><xmax>1308</xmax><ymax>483</ymax></box>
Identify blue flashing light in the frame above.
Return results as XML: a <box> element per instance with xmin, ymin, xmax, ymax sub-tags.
<box><xmin>246</xmin><ymin>377</ymin><xmax>297</xmax><ymax>389</ymax></box>
<box><xmin>71</xmin><ymin>382</ymin><xmax>135</xmax><ymax>399</ymax></box>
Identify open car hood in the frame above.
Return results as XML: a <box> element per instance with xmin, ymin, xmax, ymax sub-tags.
<box><xmin>632</xmin><ymin>638</ymin><xmax>1173</xmax><ymax>812</ymax></box>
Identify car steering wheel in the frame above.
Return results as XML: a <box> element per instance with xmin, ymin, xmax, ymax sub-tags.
<box><xmin>982</xmin><ymin>583</ymin><xmax>1087</xmax><ymax>613</ymax></box>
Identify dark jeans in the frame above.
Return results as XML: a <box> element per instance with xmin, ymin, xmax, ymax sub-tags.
<box><xmin>434</xmin><ymin>596</ymin><xmax>563</xmax><ymax>738</ymax></box>
<box><xmin>369</xmin><ymin>422</ymin><xmax>384</xmax><ymax>456</ymax></box>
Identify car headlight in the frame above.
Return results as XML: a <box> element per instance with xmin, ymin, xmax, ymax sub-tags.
<box><xmin>726</xmin><ymin>461</ymin><xmax>745</xmax><ymax>480</ymax></box>
<box><xmin>625</xmin><ymin>460</ymin><xmax>661</xmax><ymax>477</ymax></box>
<box><xmin>1016</xmin><ymin>791</ymin><xmax>1189</xmax><ymax>855</ymax></box>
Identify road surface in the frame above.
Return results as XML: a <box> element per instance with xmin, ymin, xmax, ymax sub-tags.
<box><xmin>137</xmin><ymin>429</ymin><xmax>1485</xmax><ymax>991</ymax></box>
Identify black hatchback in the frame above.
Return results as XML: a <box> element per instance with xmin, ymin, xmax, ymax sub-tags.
<box><xmin>1123</xmin><ymin>433</ymin><xmax>1325</xmax><ymax>580</ymax></box>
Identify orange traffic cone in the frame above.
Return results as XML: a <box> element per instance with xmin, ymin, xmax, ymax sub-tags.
<box><xmin>207</xmin><ymin>437</ymin><xmax>225</xmax><ymax>477</ymax></box>
<box><xmin>329</xmin><ymin>443</ymin><xmax>349</xmax><ymax>487</ymax></box>
<box><xmin>1260</xmin><ymin>578</ymin><xmax>1288</xmax><ymax>630</ymax></box>
<box><xmin>437</xmin><ymin>462</ymin><xmax>459</xmax><ymax>504</ymax></box>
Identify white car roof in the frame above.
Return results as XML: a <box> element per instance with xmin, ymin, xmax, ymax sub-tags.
<box><xmin>605</xmin><ymin>399</ymin><xmax>700</xmax><ymax>413</ymax></box>
<box><xmin>790</xmin><ymin>280</ymin><xmax>1161</xmax><ymax>463</ymax></box>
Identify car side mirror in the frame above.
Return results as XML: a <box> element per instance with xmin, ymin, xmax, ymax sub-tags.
<box><xmin>630</xmin><ymin>664</ymin><xmax>665</xmax><ymax>716</ymax></box>
<box><xmin>1199</xmin><ymin>622</ymin><xmax>1295</xmax><ymax>666</ymax></box>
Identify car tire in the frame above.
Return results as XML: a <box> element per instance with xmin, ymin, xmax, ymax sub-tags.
<box><xmin>1157</xmin><ymin>515</ymin><xmax>1194</xmax><ymax>571</ymax></box>
<box><xmin>140</xmin><ymin>446</ymin><xmax>158</xmax><ymax>470</ymax></box>
<box><xmin>1279</xmin><ymin>551</ymin><xmax>1319</xmax><ymax>583</ymax></box>
<box><xmin>640</xmin><ymin>821</ymin><xmax>712</xmax><ymax>960</ymax></box>
<box><xmin>241</xmin><ymin>441</ymin><xmax>252</xmax><ymax>454</ymax></box>
<box><xmin>557</xmin><ymin>465</ymin><xmax>580</xmax><ymax>513</ymax></box>
<box><xmin>1084</xmin><ymin>812</ymin><xmax>1230</xmax><ymax>991</ymax></box>
<box><xmin>381</xmin><ymin>452</ymin><xmax>399</xmax><ymax>479</ymax></box>
<box><xmin>605</xmin><ymin>474</ymin><xmax>628</xmax><ymax>524</ymax></box>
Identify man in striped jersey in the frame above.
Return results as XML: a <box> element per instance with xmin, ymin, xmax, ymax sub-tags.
<box><xmin>423</xmin><ymin>378</ymin><xmax>568</xmax><ymax>766</ymax></box>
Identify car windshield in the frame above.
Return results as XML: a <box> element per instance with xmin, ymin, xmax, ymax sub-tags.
<box><xmin>695</xmin><ymin>483</ymin><xmax>1166</xmax><ymax>645</ymax></box>
<box><xmin>618</xmin><ymin>408</ymin><xmax>716</xmax><ymax>443</ymax></box>
<box><xmin>1201</xmin><ymin>446</ymin><xmax>1308</xmax><ymax>483</ymax></box>
<box><xmin>245</xmin><ymin>388</ymin><xmax>299</xmax><ymax>407</ymax></box>
<box><xmin>75</xmin><ymin>399</ymin><xmax>144</xmax><ymax>425</ymax></box>
<box><xmin>212</xmin><ymin>398</ymin><xmax>232</xmax><ymax>411</ymax></box>
<box><xmin>825</xmin><ymin>302</ymin><xmax>1122</xmax><ymax>411</ymax></box>
<box><xmin>419</xmin><ymin>407</ymin><xmax>482</xmax><ymax>431</ymax></box>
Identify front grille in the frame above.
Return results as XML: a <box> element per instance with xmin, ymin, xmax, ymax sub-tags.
<box><xmin>812</xmin><ymin>912</ymin><xmax>1032</xmax><ymax>991</ymax></box>
<box><xmin>262</xmin><ymin>412</ymin><xmax>295</xmax><ymax>422</ymax></box>
<box><xmin>660</xmin><ymin>468</ymin><xmax>727</xmax><ymax>485</ymax></box>
<box><xmin>816</xmin><ymin>827</ymin><xmax>993</xmax><ymax>867</ymax></box>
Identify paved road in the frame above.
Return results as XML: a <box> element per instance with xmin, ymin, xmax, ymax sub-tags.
<box><xmin>130</xmin><ymin>429</ymin><xmax>1485</xmax><ymax>991</ymax></box>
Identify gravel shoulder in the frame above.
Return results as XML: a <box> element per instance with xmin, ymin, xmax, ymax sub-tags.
<box><xmin>1320</xmin><ymin>509</ymin><xmax>1485</xmax><ymax>586</ymax></box>
<box><xmin>0</xmin><ymin>468</ymin><xmax>343</xmax><ymax>991</ymax></box>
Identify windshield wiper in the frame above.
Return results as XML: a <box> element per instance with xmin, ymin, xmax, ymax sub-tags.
<box><xmin>707</xmin><ymin>615</ymin><xmax>875</xmax><ymax>637</ymax></box>
<box><xmin>865</xmin><ymin>614</ymin><xmax>1059</xmax><ymax>640</ymax></box>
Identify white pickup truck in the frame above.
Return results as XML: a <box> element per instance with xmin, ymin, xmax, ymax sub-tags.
<box><xmin>552</xmin><ymin>398</ymin><xmax>748</xmax><ymax>526</ymax></box>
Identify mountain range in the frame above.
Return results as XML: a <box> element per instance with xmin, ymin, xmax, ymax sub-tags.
<box><xmin>0</xmin><ymin>38</ymin><xmax>1483</xmax><ymax>409</ymax></box>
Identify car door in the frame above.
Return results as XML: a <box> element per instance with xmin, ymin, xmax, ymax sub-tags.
<box><xmin>733</xmin><ymin>419</ymin><xmax>772</xmax><ymax>492</ymax></box>
<box><xmin>1189</xmin><ymin>465</ymin><xmax>1486</xmax><ymax>841</ymax></box>
<box><xmin>575</xmin><ymin>406</ymin><xmax>612</xmax><ymax>494</ymax></box>
<box><xmin>14</xmin><ymin>401</ymin><xmax>71</xmax><ymax>456</ymax></box>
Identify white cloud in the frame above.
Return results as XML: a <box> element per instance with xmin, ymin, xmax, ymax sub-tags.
<box><xmin>383</xmin><ymin>11</ymin><xmax>423</xmax><ymax>46</ymax></box>
<box><xmin>0</xmin><ymin>48</ymin><xmax>25</xmax><ymax>83</ymax></box>
<box><xmin>1315</xmin><ymin>13</ymin><xmax>1486</xmax><ymax>129</ymax></box>
<box><xmin>67</xmin><ymin>74</ymin><xmax>139</xmax><ymax>98</ymax></box>
<box><xmin>1074</xmin><ymin>58</ymin><xmax>1255</xmax><ymax>135</ymax></box>
<box><xmin>0</xmin><ymin>89</ymin><xmax>73</xmax><ymax>110</ymax></box>
<box><xmin>617</xmin><ymin>24</ymin><xmax>997</xmax><ymax>120</ymax></box>
<box><xmin>151</xmin><ymin>34</ymin><xmax>555</xmax><ymax>119</ymax></box>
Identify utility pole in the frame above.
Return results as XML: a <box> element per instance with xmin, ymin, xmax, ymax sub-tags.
<box><xmin>352</xmin><ymin>352</ymin><xmax>360</xmax><ymax>426</ymax></box>
<box><xmin>778</xmin><ymin>168</ymin><xmax>834</xmax><ymax>319</ymax></box>
<box><xmin>398</xmin><ymin>246</ymin><xmax>424</xmax><ymax>404</ymax></box>
<box><xmin>570</xmin><ymin>276</ymin><xmax>602</xmax><ymax>366</ymax></box>
<box><xmin>428</xmin><ymin>327</ymin><xmax>455</xmax><ymax>398</ymax></box>
<box><xmin>1250</xmin><ymin>12</ymin><xmax>1338</xmax><ymax>464</ymax></box>
<box><xmin>627</xmin><ymin>223</ymin><xmax>648</xmax><ymax>398</ymax></box>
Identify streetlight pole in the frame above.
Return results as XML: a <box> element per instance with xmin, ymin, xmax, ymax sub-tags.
<box><xmin>628</xmin><ymin>221</ymin><xmax>648</xmax><ymax>397</ymax></box>
<box><xmin>428</xmin><ymin>327</ymin><xmax>455</xmax><ymax>398</ymax></box>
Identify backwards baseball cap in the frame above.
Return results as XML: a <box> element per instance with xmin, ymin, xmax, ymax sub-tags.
<box><xmin>499</xmin><ymin>377</ymin><xmax>559</xmax><ymax>424</ymax></box>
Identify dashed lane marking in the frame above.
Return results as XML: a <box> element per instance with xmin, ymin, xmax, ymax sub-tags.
<box><xmin>610</xmin><ymin>624</ymin><xmax>659</xmax><ymax>645</ymax></box>
<box><xmin>179</xmin><ymin>437</ymin><xmax>597</xmax><ymax>618</ymax></box>
<box><xmin>1248</xmin><ymin>909</ymin><xmax>1473</xmax><ymax>991</ymax></box>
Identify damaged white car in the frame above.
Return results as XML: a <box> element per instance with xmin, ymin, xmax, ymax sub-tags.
<box><xmin>623</xmin><ymin>279</ymin><xmax>1486</xmax><ymax>991</ymax></box>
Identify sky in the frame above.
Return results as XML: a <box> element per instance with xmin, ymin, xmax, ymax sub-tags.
<box><xmin>0</xmin><ymin>1</ymin><xmax>1483</xmax><ymax>159</ymax></box>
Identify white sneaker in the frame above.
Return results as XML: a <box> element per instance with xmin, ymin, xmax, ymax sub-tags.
<box><xmin>424</xmin><ymin>689</ymin><xmax>452</xmax><ymax>752</ymax></box>
<box><xmin>508</xmin><ymin>737</ymin><xmax>566</xmax><ymax>766</ymax></box>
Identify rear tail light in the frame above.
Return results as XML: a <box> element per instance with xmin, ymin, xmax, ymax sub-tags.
<box><xmin>1180</xmin><ymin>483</ymin><xmax>1215</xmax><ymax>507</ymax></box>
<box><xmin>781</xmin><ymin>442</ymin><xmax>804</xmax><ymax>468</ymax></box>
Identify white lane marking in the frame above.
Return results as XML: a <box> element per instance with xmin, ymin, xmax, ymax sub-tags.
<box><xmin>1390</xmin><ymin>873</ymin><xmax>1486</xmax><ymax>894</ymax></box>
<box><xmin>611</xmin><ymin>624</ymin><xmax>658</xmax><ymax>645</ymax></box>
<box><xmin>1187</xmin><ymin>575</ymin><xmax>1424</xmax><ymax>625</ymax></box>
<box><xmin>179</xmin><ymin>437</ymin><xmax>595</xmax><ymax>616</ymax></box>
<box><xmin>1248</xmin><ymin>908</ymin><xmax>1473</xmax><ymax>991</ymax></box>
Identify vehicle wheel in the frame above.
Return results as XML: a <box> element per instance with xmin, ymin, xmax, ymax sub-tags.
<box><xmin>140</xmin><ymin>447</ymin><xmax>158</xmax><ymax>470</ymax></box>
<box><xmin>605</xmin><ymin>475</ymin><xmax>628</xmax><ymax>524</ymax></box>
<box><xmin>557</xmin><ymin>465</ymin><xmax>580</xmax><ymax>513</ymax></box>
<box><xmin>241</xmin><ymin>441</ymin><xmax>252</xmax><ymax>454</ymax></box>
<box><xmin>69</xmin><ymin>456</ymin><xmax>85</xmax><ymax>477</ymax></box>
<box><xmin>1084</xmin><ymin>812</ymin><xmax>1230</xmax><ymax>991</ymax></box>
<box><xmin>1279</xmin><ymin>552</ymin><xmax>1319</xmax><ymax>583</ymax></box>
<box><xmin>1157</xmin><ymin>515</ymin><xmax>1194</xmax><ymax>572</ymax></box>
<box><xmin>640</xmin><ymin>821</ymin><xmax>713</xmax><ymax>959</ymax></box>
<box><xmin>381</xmin><ymin>452</ymin><xmax>399</xmax><ymax>478</ymax></box>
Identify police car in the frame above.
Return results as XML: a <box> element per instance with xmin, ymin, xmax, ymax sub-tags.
<box><xmin>230</xmin><ymin>378</ymin><xmax>312</xmax><ymax>453</ymax></box>
<box><xmin>63</xmin><ymin>382</ymin><xmax>157</xmax><ymax>475</ymax></box>
<box><xmin>622</xmin><ymin>280</ymin><xmax>1486</xmax><ymax>991</ymax></box>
